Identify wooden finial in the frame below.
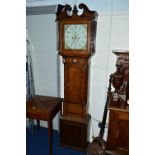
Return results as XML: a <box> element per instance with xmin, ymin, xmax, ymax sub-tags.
<box><xmin>72</xmin><ymin>5</ymin><xmax>78</xmax><ymax>15</ymax></box>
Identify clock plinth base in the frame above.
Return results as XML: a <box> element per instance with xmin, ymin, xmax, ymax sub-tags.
<box><xmin>59</xmin><ymin>114</ymin><xmax>91</xmax><ymax>151</ymax></box>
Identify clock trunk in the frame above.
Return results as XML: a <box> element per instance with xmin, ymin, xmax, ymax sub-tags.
<box><xmin>63</xmin><ymin>57</ymin><xmax>89</xmax><ymax>118</ymax></box>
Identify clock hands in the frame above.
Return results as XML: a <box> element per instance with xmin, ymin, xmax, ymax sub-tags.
<box><xmin>71</xmin><ymin>26</ymin><xmax>79</xmax><ymax>48</ymax></box>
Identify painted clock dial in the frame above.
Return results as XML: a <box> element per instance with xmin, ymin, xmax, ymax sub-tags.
<box><xmin>64</xmin><ymin>24</ymin><xmax>87</xmax><ymax>50</ymax></box>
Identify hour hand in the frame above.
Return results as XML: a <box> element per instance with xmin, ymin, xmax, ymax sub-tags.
<box><xmin>74</xmin><ymin>33</ymin><xmax>79</xmax><ymax>42</ymax></box>
<box><xmin>72</xmin><ymin>33</ymin><xmax>77</xmax><ymax>42</ymax></box>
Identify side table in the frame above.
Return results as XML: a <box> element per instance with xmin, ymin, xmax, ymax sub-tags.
<box><xmin>26</xmin><ymin>95</ymin><xmax>63</xmax><ymax>155</ymax></box>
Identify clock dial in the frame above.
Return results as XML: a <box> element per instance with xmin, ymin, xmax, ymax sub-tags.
<box><xmin>64</xmin><ymin>24</ymin><xmax>87</xmax><ymax>50</ymax></box>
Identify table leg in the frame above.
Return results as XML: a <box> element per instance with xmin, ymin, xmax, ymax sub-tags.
<box><xmin>37</xmin><ymin>119</ymin><xmax>40</xmax><ymax>129</ymax></box>
<box><xmin>48</xmin><ymin>120</ymin><xmax>53</xmax><ymax>155</ymax></box>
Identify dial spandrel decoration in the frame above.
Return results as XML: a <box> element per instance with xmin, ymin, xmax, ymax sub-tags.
<box><xmin>64</xmin><ymin>24</ymin><xmax>87</xmax><ymax>50</ymax></box>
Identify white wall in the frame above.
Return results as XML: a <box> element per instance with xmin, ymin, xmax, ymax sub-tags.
<box><xmin>26</xmin><ymin>0</ymin><xmax>129</xmax><ymax>141</ymax></box>
<box><xmin>26</xmin><ymin>13</ymin><xmax>60</xmax><ymax>130</ymax></box>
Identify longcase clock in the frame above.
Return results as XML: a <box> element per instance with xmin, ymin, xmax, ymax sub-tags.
<box><xmin>56</xmin><ymin>3</ymin><xmax>98</xmax><ymax>151</ymax></box>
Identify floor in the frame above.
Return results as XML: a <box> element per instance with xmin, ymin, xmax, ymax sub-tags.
<box><xmin>26</xmin><ymin>126</ymin><xmax>87</xmax><ymax>155</ymax></box>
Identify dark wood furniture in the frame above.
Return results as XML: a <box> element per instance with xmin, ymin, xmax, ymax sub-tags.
<box><xmin>106</xmin><ymin>99</ymin><xmax>129</xmax><ymax>155</ymax></box>
<box><xmin>26</xmin><ymin>95</ymin><xmax>63</xmax><ymax>155</ymax></box>
<box><xmin>106</xmin><ymin>51</ymin><xmax>129</xmax><ymax>155</ymax></box>
<box><xmin>56</xmin><ymin>3</ymin><xmax>98</xmax><ymax>151</ymax></box>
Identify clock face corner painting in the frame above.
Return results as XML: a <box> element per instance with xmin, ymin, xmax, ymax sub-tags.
<box><xmin>64</xmin><ymin>24</ymin><xmax>87</xmax><ymax>50</ymax></box>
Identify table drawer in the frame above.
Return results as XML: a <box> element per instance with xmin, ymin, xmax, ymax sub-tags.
<box><xmin>26</xmin><ymin>113</ymin><xmax>48</xmax><ymax>121</ymax></box>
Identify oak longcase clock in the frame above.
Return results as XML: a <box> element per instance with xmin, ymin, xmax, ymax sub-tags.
<box><xmin>56</xmin><ymin>3</ymin><xmax>98</xmax><ymax>151</ymax></box>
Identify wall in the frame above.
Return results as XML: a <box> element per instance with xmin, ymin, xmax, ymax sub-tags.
<box><xmin>26</xmin><ymin>13</ymin><xmax>60</xmax><ymax>129</ymax></box>
<box><xmin>26</xmin><ymin>0</ymin><xmax>128</xmax><ymax>13</ymax></box>
<box><xmin>26</xmin><ymin>0</ymin><xmax>129</xmax><ymax>141</ymax></box>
